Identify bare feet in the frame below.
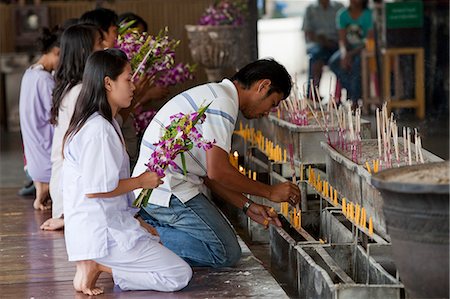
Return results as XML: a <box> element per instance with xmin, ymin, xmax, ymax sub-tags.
<box><xmin>40</xmin><ymin>217</ymin><xmax>64</xmax><ymax>231</ymax></box>
<box><xmin>33</xmin><ymin>182</ymin><xmax>51</xmax><ymax>211</ymax></box>
<box><xmin>73</xmin><ymin>260</ymin><xmax>109</xmax><ymax>296</ymax></box>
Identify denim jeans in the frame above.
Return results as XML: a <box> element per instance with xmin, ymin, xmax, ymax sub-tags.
<box><xmin>138</xmin><ymin>193</ymin><xmax>241</xmax><ymax>268</ymax></box>
<box><xmin>306</xmin><ymin>43</ymin><xmax>338</xmax><ymax>97</ymax></box>
<box><xmin>328</xmin><ymin>50</ymin><xmax>362</xmax><ymax>103</ymax></box>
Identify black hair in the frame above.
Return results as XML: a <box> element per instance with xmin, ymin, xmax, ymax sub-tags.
<box><xmin>37</xmin><ymin>26</ymin><xmax>63</xmax><ymax>54</ymax></box>
<box><xmin>119</xmin><ymin>12</ymin><xmax>148</xmax><ymax>32</ymax></box>
<box><xmin>62</xmin><ymin>18</ymin><xmax>79</xmax><ymax>29</ymax></box>
<box><xmin>231</xmin><ymin>59</ymin><xmax>292</xmax><ymax>99</ymax></box>
<box><xmin>63</xmin><ymin>49</ymin><xmax>129</xmax><ymax>147</ymax></box>
<box><xmin>51</xmin><ymin>24</ymin><xmax>101</xmax><ymax>125</ymax></box>
<box><xmin>79</xmin><ymin>8</ymin><xmax>119</xmax><ymax>33</ymax></box>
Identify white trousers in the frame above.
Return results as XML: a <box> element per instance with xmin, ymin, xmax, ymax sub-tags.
<box><xmin>95</xmin><ymin>238</ymin><xmax>192</xmax><ymax>292</ymax></box>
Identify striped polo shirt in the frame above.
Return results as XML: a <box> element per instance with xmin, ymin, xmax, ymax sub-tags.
<box><xmin>132</xmin><ymin>79</ymin><xmax>239</xmax><ymax>207</ymax></box>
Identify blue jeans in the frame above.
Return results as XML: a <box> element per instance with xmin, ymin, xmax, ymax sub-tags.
<box><xmin>328</xmin><ymin>50</ymin><xmax>362</xmax><ymax>103</ymax></box>
<box><xmin>138</xmin><ymin>193</ymin><xmax>241</xmax><ymax>268</ymax></box>
<box><xmin>307</xmin><ymin>43</ymin><xmax>338</xmax><ymax>96</ymax></box>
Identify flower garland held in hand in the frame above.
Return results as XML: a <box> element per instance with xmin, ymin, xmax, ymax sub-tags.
<box><xmin>133</xmin><ymin>103</ymin><xmax>216</xmax><ymax>208</ymax></box>
<box><xmin>199</xmin><ymin>0</ymin><xmax>248</xmax><ymax>26</ymax></box>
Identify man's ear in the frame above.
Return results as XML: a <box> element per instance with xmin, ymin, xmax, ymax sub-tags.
<box><xmin>257</xmin><ymin>79</ymin><xmax>271</xmax><ymax>93</ymax></box>
<box><xmin>104</xmin><ymin>76</ymin><xmax>112</xmax><ymax>92</ymax></box>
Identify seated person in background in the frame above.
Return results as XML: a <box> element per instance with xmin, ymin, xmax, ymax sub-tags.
<box><xmin>328</xmin><ymin>0</ymin><xmax>373</xmax><ymax>107</ymax></box>
<box><xmin>302</xmin><ymin>0</ymin><xmax>343</xmax><ymax>98</ymax></box>
<box><xmin>133</xmin><ymin>59</ymin><xmax>301</xmax><ymax>268</ymax></box>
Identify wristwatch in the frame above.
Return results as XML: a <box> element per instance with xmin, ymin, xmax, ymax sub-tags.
<box><xmin>242</xmin><ymin>199</ymin><xmax>253</xmax><ymax>214</ymax></box>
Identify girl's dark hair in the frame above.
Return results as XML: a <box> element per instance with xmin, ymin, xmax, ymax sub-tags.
<box><xmin>79</xmin><ymin>8</ymin><xmax>118</xmax><ymax>33</ymax></box>
<box><xmin>50</xmin><ymin>24</ymin><xmax>101</xmax><ymax>125</ymax></box>
<box><xmin>231</xmin><ymin>59</ymin><xmax>292</xmax><ymax>99</ymax></box>
<box><xmin>119</xmin><ymin>12</ymin><xmax>148</xmax><ymax>32</ymax></box>
<box><xmin>37</xmin><ymin>26</ymin><xmax>63</xmax><ymax>54</ymax></box>
<box><xmin>63</xmin><ymin>49</ymin><xmax>128</xmax><ymax>147</ymax></box>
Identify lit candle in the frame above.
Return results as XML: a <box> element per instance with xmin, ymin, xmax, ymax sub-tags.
<box><xmin>239</xmin><ymin>165</ymin><xmax>244</xmax><ymax>174</ymax></box>
<box><xmin>248</xmin><ymin>169</ymin><xmax>252</xmax><ymax>179</ymax></box>
<box><xmin>233</xmin><ymin>151</ymin><xmax>239</xmax><ymax>169</ymax></box>
<box><xmin>252</xmin><ymin>171</ymin><xmax>257</xmax><ymax>181</ymax></box>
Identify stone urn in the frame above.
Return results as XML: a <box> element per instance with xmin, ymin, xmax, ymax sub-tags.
<box><xmin>371</xmin><ymin>161</ymin><xmax>449</xmax><ymax>298</ymax></box>
<box><xmin>185</xmin><ymin>25</ymin><xmax>242</xmax><ymax>82</ymax></box>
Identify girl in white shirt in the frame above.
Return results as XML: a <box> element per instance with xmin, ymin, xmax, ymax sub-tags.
<box><xmin>62</xmin><ymin>49</ymin><xmax>192</xmax><ymax>296</ymax></box>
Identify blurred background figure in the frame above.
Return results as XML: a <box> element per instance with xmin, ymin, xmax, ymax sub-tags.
<box><xmin>302</xmin><ymin>0</ymin><xmax>343</xmax><ymax>98</ymax></box>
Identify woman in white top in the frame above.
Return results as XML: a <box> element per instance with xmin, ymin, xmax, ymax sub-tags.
<box><xmin>62</xmin><ymin>49</ymin><xmax>192</xmax><ymax>296</ymax></box>
<box><xmin>40</xmin><ymin>24</ymin><xmax>103</xmax><ymax>231</ymax></box>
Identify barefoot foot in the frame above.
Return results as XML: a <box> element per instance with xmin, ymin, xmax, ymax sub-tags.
<box><xmin>73</xmin><ymin>260</ymin><xmax>106</xmax><ymax>296</ymax></box>
<box><xmin>40</xmin><ymin>217</ymin><xmax>64</xmax><ymax>230</ymax></box>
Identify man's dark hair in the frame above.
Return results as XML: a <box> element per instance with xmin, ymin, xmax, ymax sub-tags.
<box><xmin>79</xmin><ymin>8</ymin><xmax>118</xmax><ymax>32</ymax></box>
<box><xmin>231</xmin><ymin>59</ymin><xmax>292</xmax><ymax>99</ymax></box>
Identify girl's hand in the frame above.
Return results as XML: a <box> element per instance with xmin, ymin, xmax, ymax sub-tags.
<box><xmin>246</xmin><ymin>203</ymin><xmax>281</xmax><ymax>229</ymax></box>
<box><xmin>137</xmin><ymin>171</ymin><xmax>164</xmax><ymax>189</ymax></box>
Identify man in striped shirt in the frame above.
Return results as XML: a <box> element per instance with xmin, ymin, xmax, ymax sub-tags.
<box><xmin>133</xmin><ymin>59</ymin><xmax>300</xmax><ymax>267</ymax></box>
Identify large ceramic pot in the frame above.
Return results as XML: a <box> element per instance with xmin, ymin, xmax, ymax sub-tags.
<box><xmin>371</xmin><ymin>161</ymin><xmax>449</xmax><ymax>298</ymax></box>
<box><xmin>185</xmin><ymin>25</ymin><xmax>242</xmax><ymax>82</ymax></box>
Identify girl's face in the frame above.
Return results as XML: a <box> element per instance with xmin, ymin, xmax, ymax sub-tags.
<box><xmin>106</xmin><ymin>63</ymin><xmax>135</xmax><ymax>114</ymax></box>
<box><xmin>102</xmin><ymin>25</ymin><xmax>118</xmax><ymax>49</ymax></box>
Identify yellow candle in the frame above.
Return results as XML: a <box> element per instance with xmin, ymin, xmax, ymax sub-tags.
<box><xmin>248</xmin><ymin>169</ymin><xmax>252</xmax><ymax>179</ymax></box>
<box><xmin>365</xmin><ymin>161</ymin><xmax>371</xmax><ymax>174</ymax></box>
<box><xmin>369</xmin><ymin>217</ymin><xmax>373</xmax><ymax>235</ymax></box>
<box><xmin>252</xmin><ymin>171</ymin><xmax>257</xmax><ymax>181</ymax></box>
<box><xmin>342</xmin><ymin>198</ymin><xmax>347</xmax><ymax>216</ymax></box>
<box><xmin>334</xmin><ymin>190</ymin><xmax>338</xmax><ymax>206</ymax></box>
<box><xmin>361</xmin><ymin>208</ymin><xmax>366</xmax><ymax>228</ymax></box>
<box><xmin>347</xmin><ymin>204</ymin><xmax>351</xmax><ymax>220</ymax></box>
<box><xmin>329</xmin><ymin>185</ymin><xmax>333</xmax><ymax>199</ymax></box>
<box><xmin>350</xmin><ymin>203</ymin><xmax>354</xmax><ymax>221</ymax></box>
<box><xmin>277</xmin><ymin>108</ymin><xmax>281</xmax><ymax>119</ymax></box>
<box><xmin>284</xmin><ymin>149</ymin><xmax>287</xmax><ymax>163</ymax></box>
<box><xmin>355</xmin><ymin>204</ymin><xmax>360</xmax><ymax>224</ymax></box>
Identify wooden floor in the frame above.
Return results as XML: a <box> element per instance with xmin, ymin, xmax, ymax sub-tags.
<box><xmin>0</xmin><ymin>132</ymin><xmax>288</xmax><ymax>299</ymax></box>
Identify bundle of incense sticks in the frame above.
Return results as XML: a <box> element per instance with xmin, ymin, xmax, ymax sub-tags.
<box><xmin>373</xmin><ymin>102</ymin><xmax>425</xmax><ymax>169</ymax></box>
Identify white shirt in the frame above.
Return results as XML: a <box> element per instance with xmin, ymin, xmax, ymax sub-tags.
<box><xmin>49</xmin><ymin>84</ymin><xmax>81</xmax><ymax>218</ymax></box>
<box><xmin>63</xmin><ymin>113</ymin><xmax>152</xmax><ymax>261</ymax></box>
<box><xmin>132</xmin><ymin>79</ymin><xmax>239</xmax><ymax>207</ymax></box>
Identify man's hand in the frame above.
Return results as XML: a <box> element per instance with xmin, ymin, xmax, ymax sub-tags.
<box><xmin>268</xmin><ymin>181</ymin><xmax>300</xmax><ymax>205</ymax></box>
<box><xmin>246</xmin><ymin>203</ymin><xmax>281</xmax><ymax>229</ymax></box>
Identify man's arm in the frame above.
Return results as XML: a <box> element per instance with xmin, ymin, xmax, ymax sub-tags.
<box><xmin>204</xmin><ymin>177</ymin><xmax>281</xmax><ymax>228</ymax></box>
<box><xmin>206</xmin><ymin>145</ymin><xmax>300</xmax><ymax>204</ymax></box>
